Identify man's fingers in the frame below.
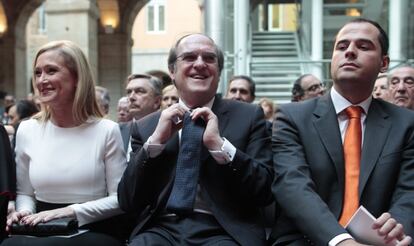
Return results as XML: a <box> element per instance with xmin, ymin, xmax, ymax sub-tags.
<box><xmin>373</xmin><ymin>212</ymin><xmax>391</xmax><ymax>230</ymax></box>
<box><xmin>378</xmin><ymin>217</ymin><xmax>397</xmax><ymax>235</ymax></box>
<box><xmin>397</xmin><ymin>235</ymin><xmax>412</xmax><ymax>246</ymax></box>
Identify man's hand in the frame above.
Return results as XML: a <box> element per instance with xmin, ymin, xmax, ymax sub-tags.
<box><xmin>190</xmin><ymin>107</ymin><xmax>223</xmax><ymax>150</ymax></box>
<box><xmin>373</xmin><ymin>212</ymin><xmax>412</xmax><ymax>246</ymax></box>
<box><xmin>151</xmin><ymin>103</ymin><xmax>187</xmax><ymax>144</ymax></box>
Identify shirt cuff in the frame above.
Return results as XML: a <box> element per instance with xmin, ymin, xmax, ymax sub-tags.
<box><xmin>209</xmin><ymin>137</ymin><xmax>236</xmax><ymax>164</ymax></box>
<box><xmin>329</xmin><ymin>233</ymin><xmax>353</xmax><ymax>246</ymax></box>
<box><xmin>143</xmin><ymin>136</ymin><xmax>165</xmax><ymax>158</ymax></box>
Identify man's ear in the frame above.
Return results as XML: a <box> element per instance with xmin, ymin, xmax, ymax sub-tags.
<box><xmin>380</xmin><ymin>55</ymin><xmax>390</xmax><ymax>73</ymax></box>
<box><xmin>169</xmin><ymin>66</ymin><xmax>175</xmax><ymax>82</ymax></box>
<box><xmin>154</xmin><ymin>95</ymin><xmax>162</xmax><ymax>110</ymax></box>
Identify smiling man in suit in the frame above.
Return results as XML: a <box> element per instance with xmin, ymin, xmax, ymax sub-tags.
<box><xmin>270</xmin><ymin>18</ymin><xmax>413</xmax><ymax>246</ymax></box>
<box><xmin>118</xmin><ymin>33</ymin><xmax>273</xmax><ymax>246</ymax></box>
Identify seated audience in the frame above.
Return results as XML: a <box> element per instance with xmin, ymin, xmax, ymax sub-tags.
<box><xmin>3</xmin><ymin>40</ymin><xmax>127</xmax><ymax>245</ymax></box>
<box><xmin>95</xmin><ymin>86</ymin><xmax>110</xmax><ymax>117</ymax></box>
<box><xmin>119</xmin><ymin>74</ymin><xmax>162</xmax><ymax>154</ymax></box>
<box><xmin>118</xmin><ymin>33</ymin><xmax>273</xmax><ymax>246</ymax></box>
<box><xmin>372</xmin><ymin>73</ymin><xmax>390</xmax><ymax>101</ymax></box>
<box><xmin>6</xmin><ymin>100</ymin><xmax>39</xmax><ymax>148</ymax></box>
<box><xmin>160</xmin><ymin>84</ymin><xmax>179</xmax><ymax>109</ymax></box>
<box><xmin>225</xmin><ymin>75</ymin><xmax>255</xmax><ymax>103</ymax></box>
<box><xmin>291</xmin><ymin>74</ymin><xmax>324</xmax><ymax>102</ymax></box>
<box><xmin>116</xmin><ymin>96</ymin><xmax>131</xmax><ymax>123</ymax></box>
<box><xmin>270</xmin><ymin>18</ymin><xmax>413</xmax><ymax>246</ymax></box>
<box><xmin>258</xmin><ymin>97</ymin><xmax>275</xmax><ymax>122</ymax></box>
<box><xmin>388</xmin><ymin>65</ymin><xmax>414</xmax><ymax>110</ymax></box>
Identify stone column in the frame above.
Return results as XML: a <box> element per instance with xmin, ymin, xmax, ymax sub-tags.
<box><xmin>311</xmin><ymin>0</ymin><xmax>323</xmax><ymax>80</ymax></box>
<box><xmin>45</xmin><ymin>0</ymin><xmax>99</xmax><ymax>78</ymax></box>
<box><xmin>98</xmin><ymin>33</ymin><xmax>131</xmax><ymax>117</ymax></box>
<box><xmin>204</xmin><ymin>0</ymin><xmax>227</xmax><ymax>94</ymax></box>
<box><xmin>389</xmin><ymin>0</ymin><xmax>408</xmax><ymax>68</ymax></box>
<box><xmin>234</xmin><ymin>0</ymin><xmax>249</xmax><ymax>75</ymax></box>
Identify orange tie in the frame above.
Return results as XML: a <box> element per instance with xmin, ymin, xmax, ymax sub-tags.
<box><xmin>339</xmin><ymin>106</ymin><xmax>363</xmax><ymax>226</ymax></box>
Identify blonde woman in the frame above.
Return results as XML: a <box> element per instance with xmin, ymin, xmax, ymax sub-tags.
<box><xmin>4</xmin><ymin>40</ymin><xmax>127</xmax><ymax>245</ymax></box>
<box><xmin>160</xmin><ymin>84</ymin><xmax>179</xmax><ymax>109</ymax></box>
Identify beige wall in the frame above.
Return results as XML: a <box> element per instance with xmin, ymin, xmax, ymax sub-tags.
<box><xmin>282</xmin><ymin>4</ymin><xmax>297</xmax><ymax>31</ymax></box>
<box><xmin>132</xmin><ymin>0</ymin><xmax>202</xmax><ymax>50</ymax></box>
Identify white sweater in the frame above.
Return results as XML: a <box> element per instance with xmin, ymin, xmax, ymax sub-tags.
<box><xmin>15</xmin><ymin>118</ymin><xmax>127</xmax><ymax>226</ymax></box>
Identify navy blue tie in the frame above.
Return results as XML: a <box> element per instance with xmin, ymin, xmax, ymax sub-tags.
<box><xmin>166</xmin><ymin>111</ymin><xmax>205</xmax><ymax>214</ymax></box>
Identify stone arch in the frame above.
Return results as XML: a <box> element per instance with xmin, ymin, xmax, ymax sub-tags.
<box><xmin>128</xmin><ymin>0</ymin><xmax>202</xmax><ymax>75</ymax></box>
<box><xmin>96</xmin><ymin>0</ymin><xmax>148</xmax><ymax>116</ymax></box>
<box><xmin>13</xmin><ymin>0</ymin><xmax>44</xmax><ymax>99</ymax></box>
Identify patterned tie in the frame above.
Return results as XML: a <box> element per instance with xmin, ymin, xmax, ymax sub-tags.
<box><xmin>339</xmin><ymin>106</ymin><xmax>363</xmax><ymax>226</ymax></box>
<box><xmin>166</xmin><ymin>111</ymin><xmax>205</xmax><ymax>214</ymax></box>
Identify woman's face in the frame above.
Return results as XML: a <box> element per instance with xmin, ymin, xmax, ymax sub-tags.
<box><xmin>161</xmin><ymin>88</ymin><xmax>179</xmax><ymax>109</ymax></box>
<box><xmin>34</xmin><ymin>50</ymin><xmax>77</xmax><ymax>109</ymax></box>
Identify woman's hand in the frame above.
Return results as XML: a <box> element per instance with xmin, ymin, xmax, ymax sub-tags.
<box><xmin>18</xmin><ymin>206</ymin><xmax>76</xmax><ymax>227</ymax></box>
<box><xmin>6</xmin><ymin>210</ymin><xmax>31</xmax><ymax>232</ymax></box>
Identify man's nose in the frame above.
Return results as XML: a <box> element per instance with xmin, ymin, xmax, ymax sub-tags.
<box><xmin>128</xmin><ymin>94</ymin><xmax>135</xmax><ymax>102</ymax></box>
<box><xmin>396</xmin><ymin>81</ymin><xmax>407</xmax><ymax>91</ymax></box>
<box><xmin>344</xmin><ymin>43</ymin><xmax>357</xmax><ymax>59</ymax></box>
<box><xmin>193</xmin><ymin>55</ymin><xmax>207</xmax><ymax>67</ymax></box>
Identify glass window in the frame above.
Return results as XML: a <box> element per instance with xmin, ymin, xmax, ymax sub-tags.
<box><xmin>146</xmin><ymin>0</ymin><xmax>165</xmax><ymax>33</ymax></box>
<box><xmin>147</xmin><ymin>5</ymin><xmax>154</xmax><ymax>31</ymax></box>
<box><xmin>158</xmin><ymin>5</ymin><xmax>165</xmax><ymax>31</ymax></box>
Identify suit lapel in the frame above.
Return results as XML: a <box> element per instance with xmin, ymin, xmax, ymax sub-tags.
<box><xmin>196</xmin><ymin>97</ymin><xmax>230</xmax><ymax>162</ymax></box>
<box><xmin>359</xmin><ymin>100</ymin><xmax>390</xmax><ymax>194</ymax></box>
<box><xmin>212</xmin><ymin>97</ymin><xmax>230</xmax><ymax>134</ymax></box>
<box><xmin>313</xmin><ymin>94</ymin><xmax>345</xmax><ymax>185</ymax></box>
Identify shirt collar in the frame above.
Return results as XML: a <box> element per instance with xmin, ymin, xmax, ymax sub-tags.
<box><xmin>179</xmin><ymin>96</ymin><xmax>215</xmax><ymax>111</ymax></box>
<box><xmin>330</xmin><ymin>86</ymin><xmax>371</xmax><ymax>115</ymax></box>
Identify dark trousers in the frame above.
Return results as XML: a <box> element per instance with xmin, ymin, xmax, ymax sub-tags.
<box><xmin>129</xmin><ymin>213</ymin><xmax>239</xmax><ymax>246</ymax></box>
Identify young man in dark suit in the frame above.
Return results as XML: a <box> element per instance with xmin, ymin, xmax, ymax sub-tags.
<box><xmin>270</xmin><ymin>18</ymin><xmax>413</xmax><ymax>246</ymax></box>
<box><xmin>118</xmin><ymin>33</ymin><xmax>273</xmax><ymax>246</ymax></box>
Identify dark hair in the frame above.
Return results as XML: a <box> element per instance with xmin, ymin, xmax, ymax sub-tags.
<box><xmin>342</xmin><ymin>18</ymin><xmax>389</xmax><ymax>56</ymax></box>
<box><xmin>167</xmin><ymin>33</ymin><xmax>224</xmax><ymax>74</ymax></box>
<box><xmin>15</xmin><ymin>100</ymin><xmax>39</xmax><ymax>120</ymax></box>
<box><xmin>291</xmin><ymin>74</ymin><xmax>312</xmax><ymax>102</ymax></box>
<box><xmin>146</xmin><ymin>70</ymin><xmax>172</xmax><ymax>87</ymax></box>
<box><xmin>126</xmin><ymin>73</ymin><xmax>163</xmax><ymax>97</ymax></box>
<box><xmin>228</xmin><ymin>75</ymin><xmax>256</xmax><ymax>98</ymax></box>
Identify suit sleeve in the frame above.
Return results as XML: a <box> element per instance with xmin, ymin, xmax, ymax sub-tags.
<box><xmin>223</xmin><ymin>105</ymin><xmax>274</xmax><ymax>206</ymax></box>
<box><xmin>388</xmin><ymin>128</ymin><xmax>414</xmax><ymax>238</ymax></box>
<box><xmin>0</xmin><ymin>125</ymin><xmax>15</xmax><ymax>198</ymax></box>
<box><xmin>272</xmin><ymin>107</ymin><xmax>347</xmax><ymax>245</ymax></box>
<box><xmin>118</xmin><ymin>121</ymin><xmax>169</xmax><ymax>214</ymax></box>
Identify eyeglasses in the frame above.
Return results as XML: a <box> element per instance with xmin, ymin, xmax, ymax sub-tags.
<box><xmin>389</xmin><ymin>77</ymin><xmax>414</xmax><ymax>88</ymax></box>
<box><xmin>176</xmin><ymin>52</ymin><xmax>218</xmax><ymax>65</ymax></box>
<box><xmin>305</xmin><ymin>83</ymin><xmax>325</xmax><ymax>92</ymax></box>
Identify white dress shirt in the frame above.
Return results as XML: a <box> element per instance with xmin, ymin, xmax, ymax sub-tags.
<box><xmin>328</xmin><ymin>87</ymin><xmax>372</xmax><ymax>246</ymax></box>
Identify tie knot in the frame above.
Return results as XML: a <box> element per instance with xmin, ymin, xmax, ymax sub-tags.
<box><xmin>345</xmin><ymin>106</ymin><xmax>362</xmax><ymax>119</ymax></box>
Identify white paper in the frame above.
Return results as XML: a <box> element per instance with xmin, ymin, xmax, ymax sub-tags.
<box><xmin>345</xmin><ymin>206</ymin><xmax>398</xmax><ymax>246</ymax></box>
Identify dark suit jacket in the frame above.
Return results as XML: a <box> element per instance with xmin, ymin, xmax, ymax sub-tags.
<box><xmin>119</xmin><ymin>121</ymin><xmax>132</xmax><ymax>152</ymax></box>
<box><xmin>269</xmin><ymin>93</ymin><xmax>414</xmax><ymax>245</ymax></box>
<box><xmin>1</xmin><ymin>125</ymin><xmax>15</xmax><ymax>239</ymax></box>
<box><xmin>118</xmin><ymin>98</ymin><xmax>274</xmax><ymax>246</ymax></box>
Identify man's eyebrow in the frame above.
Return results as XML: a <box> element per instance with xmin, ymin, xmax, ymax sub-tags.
<box><xmin>334</xmin><ymin>39</ymin><xmax>349</xmax><ymax>46</ymax></box>
<box><xmin>356</xmin><ymin>38</ymin><xmax>375</xmax><ymax>44</ymax></box>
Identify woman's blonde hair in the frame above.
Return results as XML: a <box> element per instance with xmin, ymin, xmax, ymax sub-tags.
<box><xmin>32</xmin><ymin>40</ymin><xmax>103</xmax><ymax>124</ymax></box>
